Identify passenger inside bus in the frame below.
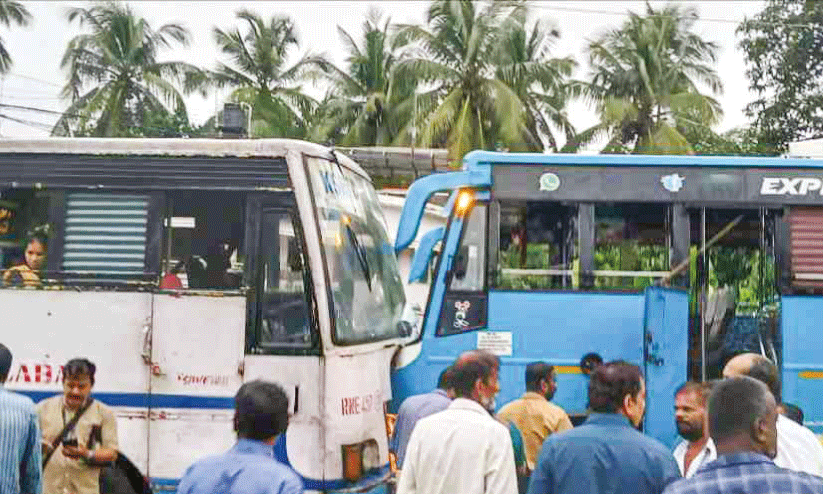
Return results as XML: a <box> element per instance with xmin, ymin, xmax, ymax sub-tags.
<box><xmin>3</xmin><ymin>233</ymin><xmax>47</xmax><ymax>287</ymax></box>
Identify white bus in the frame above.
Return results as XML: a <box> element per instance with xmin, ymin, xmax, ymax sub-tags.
<box><xmin>2</xmin><ymin>138</ymin><xmax>416</xmax><ymax>492</ymax></box>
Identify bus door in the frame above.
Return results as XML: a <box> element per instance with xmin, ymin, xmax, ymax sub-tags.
<box><xmin>240</xmin><ymin>192</ymin><xmax>325</xmax><ymax>484</ymax></box>
<box><xmin>147</xmin><ymin>191</ymin><xmax>248</xmax><ymax>483</ymax></box>
<box><xmin>685</xmin><ymin>208</ymin><xmax>781</xmax><ymax>381</ymax></box>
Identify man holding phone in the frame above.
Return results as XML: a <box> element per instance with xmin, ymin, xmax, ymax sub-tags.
<box><xmin>38</xmin><ymin>358</ymin><xmax>118</xmax><ymax>494</ymax></box>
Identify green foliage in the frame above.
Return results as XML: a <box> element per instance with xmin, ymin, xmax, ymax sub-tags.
<box><xmin>212</xmin><ymin>10</ymin><xmax>328</xmax><ymax>138</ymax></box>
<box><xmin>394</xmin><ymin>0</ymin><xmax>575</xmax><ymax>161</ymax></box>
<box><xmin>738</xmin><ymin>0</ymin><xmax>823</xmax><ymax>152</ymax></box>
<box><xmin>53</xmin><ymin>2</ymin><xmax>206</xmax><ymax>137</ymax></box>
<box><xmin>310</xmin><ymin>9</ymin><xmax>412</xmax><ymax>146</ymax></box>
<box><xmin>577</xmin><ymin>2</ymin><xmax>722</xmax><ymax>155</ymax></box>
<box><xmin>0</xmin><ymin>0</ymin><xmax>30</xmax><ymax>74</ymax></box>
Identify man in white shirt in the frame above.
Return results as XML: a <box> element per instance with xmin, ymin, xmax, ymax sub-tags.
<box><xmin>723</xmin><ymin>353</ymin><xmax>823</xmax><ymax>476</ymax></box>
<box><xmin>397</xmin><ymin>350</ymin><xmax>517</xmax><ymax>494</ymax></box>
<box><xmin>672</xmin><ymin>381</ymin><xmax>716</xmax><ymax>477</ymax></box>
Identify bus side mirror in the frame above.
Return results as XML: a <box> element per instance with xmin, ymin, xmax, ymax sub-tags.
<box><xmin>452</xmin><ymin>246</ymin><xmax>469</xmax><ymax>280</ymax></box>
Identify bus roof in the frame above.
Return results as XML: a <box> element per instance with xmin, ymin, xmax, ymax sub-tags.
<box><xmin>463</xmin><ymin>151</ymin><xmax>823</xmax><ymax>170</ymax></box>
<box><xmin>0</xmin><ymin>138</ymin><xmax>370</xmax><ymax>191</ymax></box>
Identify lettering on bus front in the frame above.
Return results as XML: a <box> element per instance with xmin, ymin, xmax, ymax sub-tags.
<box><xmin>761</xmin><ymin>177</ymin><xmax>823</xmax><ymax>196</ymax></box>
<box><xmin>341</xmin><ymin>390</ymin><xmax>382</xmax><ymax>416</ymax></box>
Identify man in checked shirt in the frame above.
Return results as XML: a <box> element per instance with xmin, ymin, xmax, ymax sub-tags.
<box><xmin>663</xmin><ymin>376</ymin><xmax>823</xmax><ymax>494</ymax></box>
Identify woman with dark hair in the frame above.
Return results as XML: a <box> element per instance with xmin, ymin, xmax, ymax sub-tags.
<box><xmin>3</xmin><ymin>233</ymin><xmax>47</xmax><ymax>287</ymax></box>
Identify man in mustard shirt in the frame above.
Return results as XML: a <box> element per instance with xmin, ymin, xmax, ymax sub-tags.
<box><xmin>498</xmin><ymin>362</ymin><xmax>573</xmax><ymax>491</ymax></box>
<box><xmin>38</xmin><ymin>358</ymin><xmax>118</xmax><ymax>494</ymax></box>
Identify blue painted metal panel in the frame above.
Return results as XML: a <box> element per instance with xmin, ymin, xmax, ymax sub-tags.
<box><xmin>463</xmin><ymin>150</ymin><xmax>823</xmax><ymax>171</ymax></box>
<box><xmin>394</xmin><ymin>167</ymin><xmax>491</xmax><ymax>253</ymax></box>
<box><xmin>392</xmin><ymin>291</ymin><xmax>646</xmax><ymax>418</ymax></box>
<box><xmin>408</xmin><ymin>227</ymin><xmax>444</xmax><ymax>283</ymax></box>
<box><xmin>643</xmin><ymin>287</ymin><xmax>689</xmax><ymax>449</ymax></box>
<box><xmin>782</xmin><ymin>295</ymin><xmax>823</xmax><ymax>434</ymax></box>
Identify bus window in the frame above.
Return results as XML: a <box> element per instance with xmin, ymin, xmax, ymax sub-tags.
<box><xmin>60</xmin><ymin>192</ymin><xmax>150</xmax><ymax>282</ymax></box>
<box><xmin>306</xmin><ymin>156</ymin><xmax>406</xmax><ymax>345</ymax></box>
<box><xmin>161</xmin><ymin>191</ymin><xmax>245</xmax><ymax>290</ymax></box>
<box><xmin>0</xmin><ymin>189</ymin><xmax>50</xmax><ymax>286</ymax></box>
<box><xmin>449</xmin><ymin>204</ymin><xmax>486</xmax><ymax>291</ymax></box>
<box><xmin>593</xmin><ymin>203</ymin><xmax>668</xmax><ymax>290</ymax></box>
<box><xmin>492</xmin><ymin>201</ymin><xmax>577</xmax><ymax>290</ymax></box>
<box><xmin>249</xmin><ymin>209</ymin><xmax>313</xmax><ymax>350</ymax></box>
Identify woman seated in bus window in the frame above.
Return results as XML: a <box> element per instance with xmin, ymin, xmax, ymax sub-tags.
<box><xmin>3</xmin><ymin>233</ymin><xmax>47</xmax><ymax>287</ymax></box>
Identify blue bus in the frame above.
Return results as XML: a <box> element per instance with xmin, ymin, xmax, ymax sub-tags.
<box><xmin>391</xmin><ymin>151</ymin><xmax>823</xmax><ymax>447</ymax></box>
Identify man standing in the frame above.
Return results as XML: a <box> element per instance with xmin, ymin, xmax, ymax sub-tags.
<box><xmin>0</xmin><ymin>343</ymin><xmax>42</xmax><ymax>494</ymax></box>
<box><xmin>397</xmin><ymin>350</ymin><xmax>517</xmax><ymax>494</ymax></box>
<box><xmin>178</xmin><ymin>380</ymin><xmax>302</xmax><ymax>494</ymax></box>
<box><xmin>38</xmin><ymin>358</ymin><xmax>118</xmax><ymax>494</ymax></box>
<box><xmin>663</xmin><ymin>376</ymin><xmax>823</xmax><ymax>494</ymax></box>
<box><xmin>672</xmin><ymin>381</ymin><xmax>716</xmax><ymax>477</ymax></box>
<box><xmin>391</xmin><ymin>366</ymin><xmax>453</xmax><ymax>469</ymax></box>
<box><xmin>527</xmin><ymin>361</ymin><xmax>680</xmax><ymax>494</ymax></box>
<box><xmin>723</xmin><ymin>353</ymin><xmax>823</xmax><ymax>476</ymax></box>
<box><xmin>498</xmin><ymin>362</ymin><xmax>572</xmax><ymax>490</ymax></box>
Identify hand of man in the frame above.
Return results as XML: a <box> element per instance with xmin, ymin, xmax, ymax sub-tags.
<box><xmin>61</xmin><ymin>443</ymin><xmax>90</xmax><ymax>460</ymax></box>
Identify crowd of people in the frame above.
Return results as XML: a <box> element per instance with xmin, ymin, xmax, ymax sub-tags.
<box><xmin>391</xmin><ymin>350</ymin><xmax>823</xmax><ymax>494</ymax></box>
<box><xmin>3</xmin><ymin>339</ymin><xmax>823</xmax><ymax>494</ymax></box>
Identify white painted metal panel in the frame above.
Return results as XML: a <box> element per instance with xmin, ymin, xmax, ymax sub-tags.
<box><xmin>147</xmin><ymin>294</ymin><xmax>246</xmax><ymax>480</ymax></box>
<box><xmin>1</xmin><ymin>290</ymin><xmax>152</xmax><ymax>471</ymax></box>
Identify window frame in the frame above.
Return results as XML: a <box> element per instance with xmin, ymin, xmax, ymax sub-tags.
<box><xmin>244</xmin><ymin>193</ymin><xmax>319</xmax><ymax>356</ymax></box>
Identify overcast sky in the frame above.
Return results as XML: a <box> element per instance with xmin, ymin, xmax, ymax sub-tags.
<box><xmin>0</xmin><ymin>1</ymin><xmax>764</xmax><ymax>139</ymax></box>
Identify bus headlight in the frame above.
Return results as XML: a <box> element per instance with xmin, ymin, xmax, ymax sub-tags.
<box><xmin>455</xmin><ymin>190</ymin><xmax>474</xmax><ymax>217</ymax></box>
<box><xmin>342</xmin><ymin>439</ymin><xmax>380</xmax><ymax>482</ymax></box>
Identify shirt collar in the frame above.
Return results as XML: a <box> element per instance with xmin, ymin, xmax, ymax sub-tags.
<box><xmin>450</xmin><ymin>397</ymin><xmax>492</xmax><ymax>416</ymax></box>
<box><xmin>233</xmin><ymin>438</ymin><xmax>275</xmax><ymax>458</ymax></box>
<box><xmin>701</xmin><ymin>452</ymin><xmax>772</xmax><ymax>471</ymax></box>
<box><xmin>584</xmin><ymin>412</ymin><xmax>634</xmax><ymax>428</ymax></box>
<box><xmin>522</xmin><ymin>392</ymin><xmax>547</xmax><ymax>401</ymax></box>
<box><xmin>432</xmin><ymin>389</ymin><xmax>450</xmax><ymax>398</ymax></box>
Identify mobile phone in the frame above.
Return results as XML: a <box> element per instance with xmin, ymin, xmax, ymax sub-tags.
<box><xmin>61</xmin><ymin>437</ymin><xmax>78</xmax><ymax>448</ymax></box>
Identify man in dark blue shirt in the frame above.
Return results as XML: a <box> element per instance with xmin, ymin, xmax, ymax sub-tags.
<box><xmin>663</xmin><ymin>376</ymin><xmax>823</xmax><ymax>494</ymax></box>
<box><xmin>527</xmin><ymin>361</ymin><xmax>680</xmax><ymax>494</ymax></box>
<box><xmin>177</xmin><ymin>380</ymin><xmax>302</xmax><ymax>494</ymax></box>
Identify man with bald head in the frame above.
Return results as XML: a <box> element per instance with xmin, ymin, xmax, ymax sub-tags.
<box><xmin>663</xmin><ymin>376</ymin><xmax>823</xmax><ymax>494</ymax></box>
<box><xmin>723</xmin><ymin>353</ymin><xmax>823</xmax><ymax>476</ymax></box>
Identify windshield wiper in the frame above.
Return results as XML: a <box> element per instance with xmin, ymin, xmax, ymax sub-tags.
<box><xmin>344</xmin><ymin>221</ymin><xmax>373</xmax><ymax>292</ymax></box>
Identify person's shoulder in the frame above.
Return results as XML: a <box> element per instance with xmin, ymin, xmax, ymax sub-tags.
<box><xmin>259</xmin><ymin>457</ymin><xmax>303</xmax><ymax>488</ymax></box>
<box><xmin>497</xmin><ymin>398</ymin><xmax>524</xmax><ymax>417</ymax></box>
<box><xmin>0</xmin><ymin>388</ymin><xmax>36</xmax><ymax>411</ymax></box>
<box><xmin>631</xmin><ymin>429</ymin><xmax>675</xmax><ymax>459</ymax></box>
<box><xmin>92</xmin><ymin>399</ymin><xmax>117</xmax><ymax>418</ymax></box>
<box><xmin>661</xmin><ymin>475</ymin><xmax>700</xmax><ymax>494</ymax></box>
<box><xmin>36</xmin><ymin>393</ymin><xmax>61</xmax><ymax>411</ymax></box>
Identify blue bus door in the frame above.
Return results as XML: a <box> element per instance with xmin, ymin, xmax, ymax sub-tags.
<box><xmin>643</xmin><ymin>286</ymin><xmax>689</xmax><ymax>448</ymax></box>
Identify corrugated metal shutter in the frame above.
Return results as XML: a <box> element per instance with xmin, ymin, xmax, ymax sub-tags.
<box><xmin>61</xmin><ymin>193</ymin><xmax>148</xmax><ymax>278</ymax></box>
<box><xmin>789</xmin><ymin>207</ymin><xmax>823</xmax><ymax>289</ymax></box>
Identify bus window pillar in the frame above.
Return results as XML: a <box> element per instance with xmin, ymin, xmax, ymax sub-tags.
<box><xmin>669</xmin><ymin>204</ymin><xmax>690</xmax><ymax>288</ymax></box>
<box><xmin>578</xmin><ymin>204</ymin><xmax>594</xmax><ymax>289</ymax></box>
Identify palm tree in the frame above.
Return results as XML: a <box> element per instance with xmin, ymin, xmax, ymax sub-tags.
<box><xmin>580</xmin><ymin>3</ymin><xmax>723</xmax><ymax>154</ymax></box>
<box><xmin>53</xmin><ymin>2</ymin><xmax>205</xmax><ymax>137</ymax></box>
<box><xmin>310</xmin><ymin>8</ymin><xmax>413</xmax><ymax>146</ymax></box>
<box><xmin>494</xmin><ymin>16</ymin><xmax>580</xmax><ymax>152</ymax></box>
<box><xmin>212</xmin><ymin>10</ymin><xmax>327</xmax><ymax>138</ymax></box>
<box><xmin>0</xmin><ymin>0</ymin><xmax>31</xmax><ymax>74</ymax></box>
<box><xmin>395</xmin><ymin>0</ymin><xmax>530</xmax><ymax>161</ymax></box>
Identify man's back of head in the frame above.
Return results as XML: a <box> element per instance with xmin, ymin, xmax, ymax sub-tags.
<box><xmin>0</xmin><ymin>343</ymin><xmax>11</xmax><ymax>383</ymax></box>
<box><xmin>451</xmin><ymin>350</ymin><xmax>499</xmax><ymax>398</ymax></box>
<box><xmin>708</xmin><ymin>376</ymin><xmax>778</xmax><ymax>458</ymax></box>
<box><xmin>588</xmin><ymin>360</ymin><xmax>645</xmax><ymax>427</ymax></box>
<box><xmin>234</xmin><ymin>380</ymin><xmax>289</xmax><ymax>444</ymax></box>
<box><xmin>526</xmin><ymin>362</ymin><xmax>554</xmax><ymax>392</ymax></box>
<box><xmin>723</xmin><ymin>353</ymin><xmax>781</xmax><ymax>403</ymax></box>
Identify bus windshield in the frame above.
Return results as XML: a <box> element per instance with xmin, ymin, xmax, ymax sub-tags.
<box><xmin>306</xmin><ymin>156</ymin><xmax>406</xmax><ymax>345</ymax></box>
